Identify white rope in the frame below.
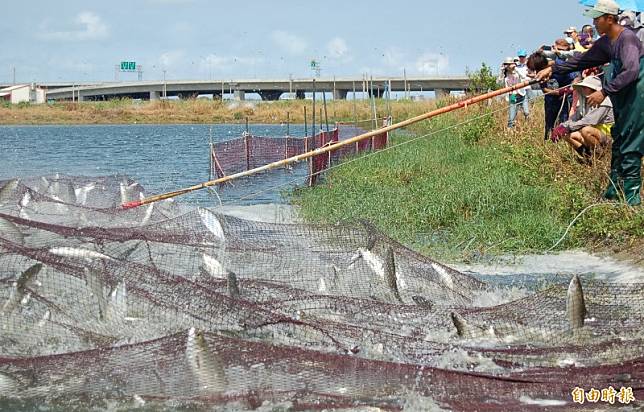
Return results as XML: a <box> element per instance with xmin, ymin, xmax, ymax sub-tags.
<box><xmin>546</xmin><ymin>202</ymin><xmax>619</xmax><ymax>252</ymax></box>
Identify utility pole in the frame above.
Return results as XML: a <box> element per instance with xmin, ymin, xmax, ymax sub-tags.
<box><xmin>12</xmin><ymin>66</ymin><xmax>16</xmax><ymax>85</ymax></box>
<box><xmin>162</xmin><ymin>70</ymin><xmax>167</xmax><ymax>99</ymax></box>
<box><xmin>403</xmin><ymin>68</ymin><xmax>408</xmax><ymax>100</ymax></box>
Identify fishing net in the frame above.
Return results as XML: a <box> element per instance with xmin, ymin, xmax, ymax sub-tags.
<box><xmin>1</xmin><ymin>174</ymin><xmax>643</xmax><ymax>411</ymax></box>
<box><xmin>211</xmin><ymin>122</ymin><xmax>389</xmax><ymax>186</ymax></box>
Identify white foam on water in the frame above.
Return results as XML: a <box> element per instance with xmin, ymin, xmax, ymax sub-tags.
<box><xmin>453</xmin><ymin>250</ymin><xmax>644</xmax><ymax>283</ymax></box>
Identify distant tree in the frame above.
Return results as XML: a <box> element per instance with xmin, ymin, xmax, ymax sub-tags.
<box><xmin>466</xmin><ymin>63</ymin><xmax>499</xmax><ymax>93</ymax></box>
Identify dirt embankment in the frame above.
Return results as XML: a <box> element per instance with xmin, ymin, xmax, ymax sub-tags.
<box><xmin>0</xmin><ymin>98</ymin><xmax>447</xmax><ymax>125</ymax></box>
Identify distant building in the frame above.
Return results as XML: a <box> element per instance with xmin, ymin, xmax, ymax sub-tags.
<box><xmin>0</xmin><ymin>84</ymin><xmax>46</xmax><ymax>104</ymax></box>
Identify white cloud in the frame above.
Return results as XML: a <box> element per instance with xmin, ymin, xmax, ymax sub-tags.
<box><xmin>271</xmin><ymin>31</ymin><xmax>308</xmax><ymax>55</ymax></box>
<box><xmin>326</xmin><ymin>37</ymin><xmax>350</xmax><ymax>60</ymax></box>
<box><xmin>159</xmin><ymin>50</ymin><xmax>186</xmax><ymax>68</ymax></box>
<box><xmin>41</xmin><ymin>11</ymin><xmax>109</xmax><ymax>41</ymax></box>
<box><xmin>416</xmin><ymin>53</ymin><xmax>449</xmax><ymax>75</ymax></box>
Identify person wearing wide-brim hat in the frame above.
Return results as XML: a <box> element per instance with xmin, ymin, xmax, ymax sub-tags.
<box><xmin>499</xmin><ymin>57</ymin><xmax>528</xmax><ymax>128</ymax></box>
<box><xmin>549</xmin><ymin>76</ymin><xmax>614</xmax><ymax>162</ymax></box>
<box><xmin>536</xmin><ymin>0</ymin><xmax>643</xmax><ymax>206</ymax></box>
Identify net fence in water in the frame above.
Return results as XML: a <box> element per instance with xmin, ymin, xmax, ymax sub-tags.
<box><xmin>0</xmin><ymin>175</ymin><xmax>643</xmax><ymax>411</ymax></box>
<box><xmin>211</xmin><ymin>122</ymin><xmax>389</xmax><ymax>187</ymax></box>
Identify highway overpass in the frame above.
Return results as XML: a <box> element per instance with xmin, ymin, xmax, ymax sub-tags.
<box><xmin>42</xmin><ymin>77</ymin><xmax>471</xmax><ymax>101</ymax></box>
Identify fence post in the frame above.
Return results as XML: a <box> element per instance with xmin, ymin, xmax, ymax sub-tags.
<box><xmin>244</xmin><ymin>133</ymin><xmax>250</xmax><ymax>171</ymax></box>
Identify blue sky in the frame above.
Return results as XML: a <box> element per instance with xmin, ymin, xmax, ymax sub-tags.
<box><xmin>1</xmin><ymin>0</ymin><xmax>589</xmax><ymax>83</ymax></box>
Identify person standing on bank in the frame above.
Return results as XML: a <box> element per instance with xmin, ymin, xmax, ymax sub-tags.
<box><xmin>536</xmin><ymin>0</ymin><xmax>643</xmax><ymax>206</ymax></box>
<box><xmin>500</xmin><ymin>57</ymin><xmax>528</xmax><ymax>128</ymax></box>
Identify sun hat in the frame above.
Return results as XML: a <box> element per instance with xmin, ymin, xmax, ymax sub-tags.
<box><xmin>583</xmin><ymin>0</ymin><xmax>620</xmax><ymax>19</ymax></box>
<box><xmin>503</xmin><ymin>57</ymin><xmax>515</xmax><ymax>65</ymax></box>
<box><xmin>517</xmin><ymin>49</ymin><xmax>528</xmax><ymax>57</ymax></box>
<box><xmin>564</xmin><ymin>26</ymin><xmax>578</xmax><ymax>33</ymax></box>
<box><xmin>572</xmin><ymin>76</ymin><xmax>603</xmax><ymax>91</ymax></box>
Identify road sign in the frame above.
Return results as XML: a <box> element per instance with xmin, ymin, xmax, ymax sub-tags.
<box><xmin>310</xmin><ymin>60</ymin><xmax>321</xmax><ymax>77</ymax></box>
<box><xmin>120</xmin><ymin>61</ymin><xmax>137</xmax><ymax>72</ymax></box>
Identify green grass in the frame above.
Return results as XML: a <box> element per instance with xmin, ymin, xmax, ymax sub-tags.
<box><xmin>292</xmin><ymin>104</ymin><xmax>643</xmax><ymax>261</ymax></box>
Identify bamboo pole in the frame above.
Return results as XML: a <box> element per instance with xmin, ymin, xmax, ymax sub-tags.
<box><xmin>122</xmin><ymin>80</ymin><xmax>537</xmax><ymax>209</ymax></box>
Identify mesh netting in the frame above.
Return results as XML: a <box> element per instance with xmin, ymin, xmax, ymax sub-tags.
<box><xmin>0</xmin><ymin>175</ymin><xmax>643</xmax><ymax>411</ymax></box>
<box><xmin>211</xmin><ymin>124</ymin><xmax>389</xmax><ymax>186</ymax></box>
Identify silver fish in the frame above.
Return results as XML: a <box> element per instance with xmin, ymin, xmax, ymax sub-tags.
<box><xmin>0</xmin><ymin>178</ymin><xmax>19</xmax><ymax>203</ymax></box>
<box><xmin>60</xmin><ymin>181</ymin><xmax>76</xmax><ymax>204</ymax></box>
<box><xmin>84</xmin><ymin>267</ymin><xmax>107</xmax><ymax>321</ymax></box>
<box><xmin>186</xmin><ymin>327</ymin><xmax>228</xmax><ymax>393</ymax></box>
<box><xmin>198</xmin><ymin>208</ymin><xmax>225</xmax><ymax>242</ymax></box>
<box><xmin>383</xmin><ymin>246</ymin><xmax>402</xmax><ymax>303</ymax></box>
<box><xmin>49</xmin><ymin>247</ymin><xmax>115</xmax><ymax>262</ymax></box>
<box><xmin>19</xmin><ymin>192</ymin><xmax>31</xmax><ymax>208</ymax></box>
<box><xmin>566</xmin><ymin>275</ymin><xmax>586</xmax><ymax>330</ymax></box>
<box><xmin>227</xmin><ymin>271</ymin><xmax>240</xmax><ymax>298</ymax></box>
<box><xmin>1</xmin><ymin>263</ymin><xmax>42</xmax><ymax>314</ymax></box>
<box><xmin>140</xmin><ymin>203</ymin><xmax>154</xmax><ymax>226</ymax></box>
<box><xmin>74</xmin><ymin>182</ymin><xmax>96</xmax><ymax>206</ymax></box>
<box><xmin>105</xmin><ymin>281</ymin><xmax>127</xmax><ymax>321</ymax></box>
<box><xmin>450</xmin><ymin>312</ymin><xmax>469</xmax><ymax>338</ymax></box>
<box><xmin>119</xmin><ymin>181</ymin><xmax>141</xmax><ymax>205</ymax></box>
<box><xmin>202</xmin><ymin>253</ymin><xmax>226</xmax><ymax>277</ymax></box>
<box><xmin>0</xmin><ymin>216</ymin><xmax>24</xmax><ymax>245</ymax></box>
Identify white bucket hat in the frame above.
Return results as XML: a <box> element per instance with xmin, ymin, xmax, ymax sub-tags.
<box><xmin>573</xmin><ymin>76</ymin><xmax>603</xmax><ymax>91</ymax></box>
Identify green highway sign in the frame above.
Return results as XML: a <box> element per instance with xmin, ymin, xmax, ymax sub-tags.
<box><xmin>120</xmin><ymin>61</ymin><xmax>137</xmax><ymax>71</ymax></box>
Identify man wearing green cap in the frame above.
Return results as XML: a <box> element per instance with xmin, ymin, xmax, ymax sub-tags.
<box><xmin>536</xmin><ymin>0</ymin><xmax>643</xmax><ymax>206</ymax></box>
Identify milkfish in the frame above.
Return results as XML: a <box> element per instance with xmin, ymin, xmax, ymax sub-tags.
<box><xmin>74</xmin><ymin>181</ymin><xmax>96</xmax><ymax>206</ymax></box>
<box><xmin>49</xmin><ymin>247</ymin><xmax>115</xmax><ymax>262</ymax></box>
<box><xmin>202</xmin><ymin>253</ymin><xmax>226</xmax><ymax>277</ymax></box>
<box><xmin>186</xmin><ymin>327</ymin><xmax>228</xmax><ymax>393</ymax></box>
<box><xmin>84</xmin><ymin>267</ymin><xmax>107</xmax><ymax>321</ymax></box>
<box><xmin>1</xmin><ymin>263</ymin><xmax>43</xmax><ymax>315</ymax></box>
<box><xmin>198</xmin><ymin>208</ymin><xmax>225</xmax><ymax>242</ymax></box>
<box><xmin>105</xmin><ymin>281</ymin><xmax>127</xmax><ymax>321</ymax></box>
<box><xmin>383</xmin><ymin>246</ymin><xmax>402</xmax><ymax>303</ymax></box>
<box><xmin>566</xmin><ymin>275</ymin><xmax>587</xmax><ymax>330</ymax></box>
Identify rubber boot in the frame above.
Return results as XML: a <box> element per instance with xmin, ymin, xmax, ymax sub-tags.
<box><xmin>623</xmin><ymin>178</ymin><xmax>641</xmax><ymax>206</ymax></box>
<box><xmin>603</xmin><ymin>171</ymin><xmax>621</xmax><ymax>200</ymax></box>
<box><xmin>603</xmin><ymin>147</ymin><xmax>623</xmax><ymax>200</ymax></box>
<box><xmin>622</xmin><ymin>153</ymin><xmax>642</xmax><ymax>206</ymax></box>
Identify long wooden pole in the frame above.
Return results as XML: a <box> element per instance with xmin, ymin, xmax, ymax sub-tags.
<box><xmin>122</xmin><ymin>80</ymin><xmax>537</xmax><ymax>209</ymax></box>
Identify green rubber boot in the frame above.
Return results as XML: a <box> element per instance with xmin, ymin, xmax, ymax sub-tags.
<box><xmin>623</xmin><ymin>178</ymin><xmax>641</xmax><ymax>206</ymax></box>
<box><xmin>603</xmin><ymin>171</ymin><xmax>621</xmax><ymax>200</ymax></box>
<box><xmin>604</xmin><ymin>145</ymin><xmax>624</xmax><ymax>200</ymax></box>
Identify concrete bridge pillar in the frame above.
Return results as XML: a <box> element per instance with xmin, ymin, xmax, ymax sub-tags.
<box><xmin>368</xmin><ymin>88</ymin><xmax>383</xmax><ymax>98</ymax></box>
<box><xmin>178</xmin><ymin>92</ymin><xmax>198</xmax><ymax>100</ymax></box>
<box><xmin>234</xmin><ymin>90</ymin><xmax>246</xmax><ymax>101</ymax></box>
<box><xmin>150</xmin><ymin>91</ymin><xmax>160</xmax><ymax>100</ymax></box>
<box><xmin>295</xmin><ymin>90</ymin><xmax>305</xmax><ymax>99</ymax></box>
<box><xmin>333</xmin><ymin>89</ymin><xmax>348</xmax><ymax>100</ymax></box>
<box><xmin>434</xmin><ymin>88</ymin><xmax>450</xmax><ymax>99</ymax></box>
<box><xmin>258</xmin><ymin>90</ymin><xmax>283</xmax><ymax>101</ymax></box>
